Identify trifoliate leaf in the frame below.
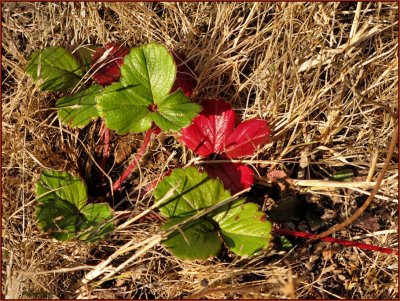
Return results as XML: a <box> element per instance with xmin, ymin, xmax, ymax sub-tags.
<box><xmin>155</xmin><ymin>167</ymin><xmax>272</xmax><ymax>260</ymax></box>
<box><xmin>181</xmin><ymin>98</ymin><xmax>270</xmax><ymax>158</ymax></box>
<box><xmin>96</xmin><ymin>43</ymin><xmax>201</xmax><ymax>134</ymax></box>
<box><xmin>154</xmin><ymin>167</ymin><xmax>231</xmax><ymax>218</ymax></box>
<box><xmin>217</xmin><ymin>203</ymin><xmax>272</xmax><ymax>256</ymax></box>
<box><xmin>26</xmin><ymin>47</ymin><xmax>82</xmax><ymax>91</ymax></box>
<box><xmin>56</xmin><ymin>85</ymin><xmax>103</xmax><ymax>128</ymax></box>
<box><xmin>35</xmin><ymin>170</ymin><xmax>114</xmax><ymax>242</ymax></box>
<box><xmin>162</xmin><ymin>217</ymin><xmax>222</xmax><ymax>260</ymax></box>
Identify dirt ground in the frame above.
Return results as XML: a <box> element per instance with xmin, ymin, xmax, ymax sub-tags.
<box><xmin>2</xmin><ymin>2</ymin><xmax>398</xmax><ymax>299</ymax></box>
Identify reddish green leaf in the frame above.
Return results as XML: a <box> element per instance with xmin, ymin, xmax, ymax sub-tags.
<box><xmin>91</xmin><ymin>43</ymin><xmax>130</xmax><ymax>86</ymax></box>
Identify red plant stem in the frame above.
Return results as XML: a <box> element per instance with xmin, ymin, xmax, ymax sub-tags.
<box><xmin>274</xmin><ymin>228</ymin><xmax>398</xmax><ymax>256</ymax></box>
<box><xmin>101</xmin><ymin>127</ymin><xmax>110</xmax><ymax>173</ymax></box>
<box><xmin>112</xmin><ymin>128</ymin><xmax>153</xmax><ymax>192</ymax></box>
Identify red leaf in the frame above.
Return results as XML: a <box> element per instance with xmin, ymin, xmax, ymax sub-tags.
<box><xmin>224</xmin><ymin>119</ymin><xmax>270</xmax><ymax>158</ymax></box>
<box><xmin>181</xmin><ymin>99</ymin><xmax>236</xmax><ymax>157</ymax></box>
<box><xmin>204</xmin><ymin>162</ymin><xmax>254</xmax><ymax>194</ymax></box>
<box><xmin>171</xmin><ymin>52</ymin><xmax>197</xmax><ymax>96</ymax></box>
<box><xmin>91</xmin><ymin>43</ymin><xmax>130</xmax><ymax>86</ymax></box>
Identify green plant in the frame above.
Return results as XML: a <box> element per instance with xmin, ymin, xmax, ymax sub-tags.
<box><xmin>26</xmin><ymin>42</ymin><xmax>202</xmax><ymax>243</ymax></box>
<box><xmin>36</xmin><ymin>170</ymin><xmax>114</xmax><ymax>242</ymax></box>
<box><xmin>154</xmin><ymin>167</ymin><xmax>272</xmax><ymax>259</ymax></box>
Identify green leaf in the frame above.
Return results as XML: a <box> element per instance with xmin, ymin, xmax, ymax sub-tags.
<box><xmin>151</xmin><ymin>90</ymin><xmax>202</xmax><ymax>132</ymax></box>
<box><xmin>155</xmin><ymin>167</ymin><xmax>273</xmax><ymax>259</ymax></box>
<box><xmin>36</xmin><ymin>170</ymin><xmax>87</xmax><ymax>209</ymax></box>
<box><xmin>79</xmin><ymin>203</ymin><xmax>114</xmax><ymax>242</ymax></box>
<box><xmin>120</xmin><ymin>42</ymin><xmax>176</xmax><ymax>103</ymax></box>
<box><xmin>162</xmin><ymin>217</ymin><xmax>222</xmax><ymax>260</ymax></box>
<box><xmin>218</xmin><ymin>203</ymin><xmax>272</xmax><ymax>256</ymax></box>
<box><xmin>35</xmin><ymin>170</ymin><xmax>114</xmax><ymax>242</ymax></box>
<box><xmin>154</xmin><ymin>167</ymin><xmax>231</xmax><ymax>218</ymax></box>
<box><xmin>97</xmin><ymin>82</ymin><xmax>153</xmax><ymax>134</ymax></box>
<box><xmin>56</xmin><ymin>85</ymin><xmax>102</xmax><ymax>128</ymax></box>
<box><xmin>36</xmin><ymin>198</ymin><xmax>85</xmax><ymax>241</ymax></box>
<box><xmin>26</xmin><ymin>47</ymin><xmax>82</xmax><ymax>91</ymax></box>
<box><xmin>97</xmin><ymin>43</ymin><xmax>201</xmax><ymax>134</ymax></box>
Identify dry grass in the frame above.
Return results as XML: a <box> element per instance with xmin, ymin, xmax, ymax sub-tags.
<box><xmin>2</xmin><ymin>2</ymin><xmax>398</xmax><ymax>299</ymax></box>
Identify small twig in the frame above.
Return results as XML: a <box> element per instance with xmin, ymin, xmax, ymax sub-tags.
<box><xmin>351</xmin><ymin>229</ymin><xmax>397</xmax><ymax>240</ymax></box>
<box><xmin>366</xmin><ymin>148</ymin><xmax>379</xmax><ymax>182</ymax></box>
<box><xmin>349</xmin><ymin>2</ymin><xmax>363</xmax><ymax>39</ymax></box>
<box><xmin>112</xmin><ymin>127</ymin><xmax>153</xmax><ymax>192</ymax></box>
<box><xmin>292</xmin><ymin>179</ymin><xmax>387</xmax><ymax>189</ymax></box>
<box><xmin>346</xmin><ymin>186</ymin><xmax>398</xmax><ymax>203</ymax></box>
<box><xmin>306</xmin><ymin>188</ymin><xmax>398</xmax><ymax>203</ymax></box>
<box><xmin>307</xmin><ymin>124</ymin><xmax>398</xmax><ymax>244</ymax></box>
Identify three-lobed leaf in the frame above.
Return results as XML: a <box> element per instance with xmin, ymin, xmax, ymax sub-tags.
<box><xmin>26</xmin><ymin>47</ymin><xmax>83</xmax><ymax>91</ymax></box>
<box><xmin>35</xmin><ymin>170</ymin><xmax>114</xmax><ymax>242</ymax></box>
<box><xmin>155</xmin><ymin>167</ymin><xmax>272</xmax><ymax>259</ymax></box>
<box><xmin>97</xmin><ymin>43</ymin><xmax>201</xmax><ymax>134</ymax></box>
<box><xmin>181</xmin><ymin>99</ymin><xmax>270</xmax><ymax>193</ymax></box>
<box><xmin>181</xmin><ymin>99</ymin><xmax>270</xmax><ymax>158</ymax></box>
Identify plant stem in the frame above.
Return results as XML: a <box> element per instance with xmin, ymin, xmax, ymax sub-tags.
<box><xmin>100</xmin><ymin>124</ymin><xmax>110</xmax><ymax>174</ymax></box>
<box><xmin>112</xmin><ymin>127</ymin><xmax>153</xmax><ymax>192</ymax></box>
<box><xmin>274</xmin><ymin>228</ymin><xmax>398</xmax><ymax>255</ymax></box>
